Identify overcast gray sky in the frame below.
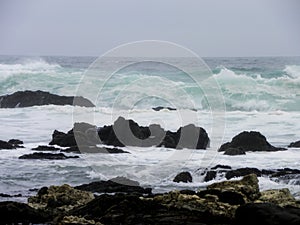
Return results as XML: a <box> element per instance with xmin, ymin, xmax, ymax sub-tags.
<box><xmin>0</xmin><ymin>0</ymin><xmax>299</xmax><ymax>57</ymax></box>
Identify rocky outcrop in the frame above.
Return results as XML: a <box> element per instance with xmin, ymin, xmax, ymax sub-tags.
<box><xmin>0</xmin><ymin>201</ymin><xmax>49</xmax><ymax>224</ymax></box>
<box><xmin>0</xmin><ymin>90</ymin><xmax>95</xmax><ymax>108</ymax></box>
<box><xmin>32</xmin><ymin>145</ymin><xmax>62</xmax><ymax>151</ymax></box>
<box><xmin>289</xmin><ymin>140</ymin><xmax>300</xmax><ymax>148</ymax></box>
<box><xmin>0</xmin><ymin>139</ymin><xmax>24</xmax><ymax>149</ymax></box>
<box><xmin>28</xmin><ymin>184</ymin><xmax>94</xmax><ymax>212</ymax></box>
<box><xmin>75</xmin><ymin>177</ymin><xmax>151</xmax><ymax>194</ymax></box>
<box><xmin>235</xmin><ymin>203</ymin><xmax>300</xmax><ymax>225</ymax></box>
<box><xmin>173</xmin><ymin>171</ymin><xmax>193</xmax><ymax>183</ymax></box>
<box><xmin>50</xmin><ymin>117</ymin><xmax>210</xmax><ymax>150</ymax></box>
<box><xmin>19</xmin><ymin>152</ymin><xmax>79</xmax><ymax>160</ymax></box>
<box><xmin>207</xmin><ymin>174</ymin><xmax>260</xmax><ymax>202</ymax></box>
<box><xmin>219</xmin><ymin>131</ymin><xmax>286</xmax><ymax>152</ymax></box>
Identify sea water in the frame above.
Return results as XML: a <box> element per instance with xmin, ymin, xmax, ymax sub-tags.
<box><xmin>0</xmin><ymin>55</ymin><xmax>300</xmax><ymax>202</ymax></box>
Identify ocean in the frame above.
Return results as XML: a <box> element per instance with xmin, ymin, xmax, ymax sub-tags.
<box><xmin>0</xmin><ymin>55</ymin><xmax>300</xmax><ymax>202</ymax></box>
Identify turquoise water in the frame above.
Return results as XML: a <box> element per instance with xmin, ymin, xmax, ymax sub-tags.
<box><xmin>0</xmin><ymin>56</ymin><xmax>300</xmax><ymax>111</ymax></box>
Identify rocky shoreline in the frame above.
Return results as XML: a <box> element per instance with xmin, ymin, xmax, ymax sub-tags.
<box><xmin>1</xmin><ymin>174</ymin><xmax>300</xmax><ymax>225</ymax></box>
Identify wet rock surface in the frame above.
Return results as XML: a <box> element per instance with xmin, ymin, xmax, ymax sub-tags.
<box><xmin>0</xmin><ymin>139</ymin><xmax>24</xmax><ymax>149</ymax></box>
<box><xmin>19</xmin><ymin>152</ymin><xmax>79</xmax><ymax>160</ymax></box>
<box><xmin>289</xmin><ymin>140</ymin><xmax>300</xmax><ymax>148</ymax></box>
<box><xmin>219</xmin><ymin>131</ymin><xmax>286</xmax><ymax>152</ymax></box>
<box><xmin>50</xmin><ymin>116</ymin><xmax>210</xmax><ymax>150</ymax></box>
<box><xmin>0</xmin><ymin>90</ymin><xmax>95</xmax><ymax>108</ymax></box>
<box><xmin>1</xmin><ymin>174</ymin><xmax>299</xmax><ymax>225</ymax></box>
<box><xmin>173</xmin><ymin>171</ymin><xmax>193</xmax><ymax>183</ymax></box>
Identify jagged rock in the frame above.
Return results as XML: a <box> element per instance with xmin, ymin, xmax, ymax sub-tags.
<box><xmin>225</xmin><ymin>167</ymin><xmax>262</xmax><ymax>179</ymax></box>
<box><xmin>289</xmin><ymin>140</ymin><xmax>300</xmax><ymax>148</ymax></box>
<box><xmin>0</xmin><ymin>140</ymin><xmax>15</xmax><ymax>149</ymax></box>
<box><xmin>60</xmin><ymin>215</ymin><xmax>102</xmax><ymax>225</ymax></box>
<box><xmin>75</xmin><ymin>177</ymin><xmax>151</xmax><ymax>194</ymax></box>
<box><xmin>32</xmin><ymin>145</ymin><xmax>62</xmax><ymax>151</ymax></box>
<box><xmin>19</xmin><ymin>152</ymin><xmax>79</xmax><ymax>160</ymax></box>
<box><xmin>173</xmin><ymin>171</ymin><xmax>193</xmax><ymax>183</ymax></box>
<box><xmin>28</xmin><ymin>184</ymin><xmax>94</xmax><ymax>212</ymax></box>
<box><xmin>207</xmin><ymin>174</ymin><xmax>260</xmax><ymax>202</ymax></box>
<box><xmin>70</xmin><ymin>192</ymin><xmax>233</xmax><ymax>225</ymax></box>
<box><xmin>235</xmin><ymin>203</ymin><xmax>300</xmax><ymax>225</ymax></box>
<box><xmin>219</xmin><ymin>131</ymin><xmax>286</xmax><ymax>152</ymax></box>
<box><xmin>204</xmin><ymin>171</ymin><xmax>217</xmax><ymax>182</ymax></box>
<box><xmin>258</xmin><ymin>188</ymin><xmax>299</xmax><ymax>207</ymax></box>
<box><xmin>0</xmin><ymin>201</ymin><xmax>49</xmax><ymax>224</ymax></box>
<box><xmin>224</xmin><ymin>147</ymin><xmax>246</xmax><ymax>156</ymax></box>
<box><xmin>0</xmin><ymin>90</ymin><xmax>95</xmax><ymax>108</ymax></box>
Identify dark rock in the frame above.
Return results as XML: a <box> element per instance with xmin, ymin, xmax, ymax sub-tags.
<box><xmin>211</xmin><ymin>165</ymin><xmax>232</xmax><ymax>170</ymax></box>
<box><xmin>235</xmin><ymin>203</ymin><xmax>300</xmax><ymax>225</ymax></box>
<box><xmin>219</xmin><ymin>131</ymin><xmax>286</xmax><ymax>152</ymax></box>
<box><xmin>62</xmin><ymin>145</ymin><xmax>129</xmax><ymax>154</ymax></box>
<box><xmin>204</xmin><ymin>171</ymin><xmax>217</xmax><ymax>182</ymax></box>
<box><xmin>289</xmin><ymin>140</ymin><xmax>300</xmax><ymax>148</ymax></box>
<box><xmin>158</xmin><ymin>124</ymin><xmax>209</xmax><ymax>149</ymax></box>
<box><xmin>173</xmin><ymin>171</ymin><xmax>193</xmax><ymax>183</ymax></box>
<box><xmin>271</xmin><ymin>168</ymin><xmax>300</xmax><ymax>178</ymax></box>
<box><xmin>225</xmin><ymin>167</ymin><xmax>262</xmax><ymax>180</ymax></box>
<box><xmin>8</xmin><ymin>139</ymin><xmax>23</xmax><ymax>145</ymax></box>
<box><xmin>0</xmin><ymin>193</ymin><xmax>22</xmax><ymax>198</ymax></box>
<box><xmin>152</xmin><ymin>106</ymin><xmax>176</xmax><ymax>111</ymax></box>
<box><xmin>32</xmin><ymin>145</ymin><xmax>62</xmax><ymax>151</ymax></box>
<box><xmin>75</xmin><ymin>177</ymin><xmax>152</xmax><ymax>194</ymax></box>
<box><xmin>19</xmin><ymin>152</ymin><xmax>79</xmax><ymax>160</ymax></box>
<box><xmin>224</xmin><ymin>147</ymin><xmax>246</xmax><ymax>156</ymax></box>
<box><xmin>0</xmin><ymin>140</ymin><xmax>15</xmax><ymax>149</ymax></box>
<box><xmin>0</xmin><ymin>90</ymin><xmax>95</xmax><ymax>108</ymax></box>
<box><xmin>179</xmin><ymin>190</ymin><xmax>196</xmax><ymax>195</ymax></box>
<box><xmin>70</xmin><ymin>193</ymin><xmax>232</xmax><ymax>225</ymax></box>
<box><xmin>49</xmin><ymin>130</ymin><xmax>77</xmax><ymax>147</ymax></box>
<box><xmin>0</xmin><ymin>201</ymin><xmax>49</xmax><ymax>224</ymax></box>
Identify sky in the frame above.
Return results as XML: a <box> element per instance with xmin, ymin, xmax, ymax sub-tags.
<box><xmin>0</xmin><ymin>0</ymin><xmax>299</xmax><ymax>57</ymax></box>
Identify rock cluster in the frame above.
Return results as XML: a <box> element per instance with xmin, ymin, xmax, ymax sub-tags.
<box><xmin>0</xmin><ymin>174</ymin><xmax>299</xmax><ymax>224</ymax></box>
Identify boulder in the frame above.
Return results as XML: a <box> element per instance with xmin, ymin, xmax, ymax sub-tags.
<box><xmin>75</xmin><ymin>177</ymin><xmax>151</xmax><ymax>194</ymax></box>
<box><xmin>28</xmin><ymin>184</ymin><xmax>94</xmax><ymax>212</ymax></box>
<box><xmin>8</xmin><ymin>139</ymin><xmax>23</xmax><ymax>145</ymax></box>
<box><xmin>224</xmin><ymin>147</ymin><xmax>246</xmax><ymax>156</ymax></box>
<box><xmin>258</xmin><ymin>188</ymin><xmax>298</xmax><ymax>207</ymax></box>
<box><xmin>225</xmin><ymin>167</ymin><xmax>262</xmax><ymax>179</ymax></box>
<box><xmin>0</xmin><ymin>90</ymin><xmax>95</xmax><ymax>108</ymax></box>
<box><xmin>0</xmin><ymin>201</ymin><xmax>49</xmax><ymax>224</ymax></box>
<box><xmin>235</xmin><ymin>203</ymin><xmax>300</xmax><ymax>225</ymax></box>
<box><xmin>219</xmin><ymin>131</ymin><xmax>287</xmax><ymax>152</ymax></box>
<box><xmin>204</xmin><ymin>171</ymin><xmax>217</xmax><ymax>182</ymax></box>
<box><xmin>0</xmin><ymin>140</ymin><xmax>15</xmax><ymax>149</ymax></box>
<box><xmin>207</xmin><ymin>174</ymin><xmax>260</xmax><ymax>202</ymax></box>
<box><xmin>173</xmin><ymin>171</ymin><xmax>193</xmax><ymax>183</ymax></box>
<box><xmin>288</xmin><ymin>140</ymin><xmax>300</xmax><ymax>148</ymax></box>
<box><xmin>19</xmin><ymin>152</ymin><xmax>79</xmax><ymax>160</ymax></box>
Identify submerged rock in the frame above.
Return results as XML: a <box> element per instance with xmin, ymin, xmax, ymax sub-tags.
<box><xmin>173</xmin><ymin>171</ymin><xmax>193</xmax><ymax>183</ymax></box>
<box><xmin>225</xmin><ymin>167</ymin><xmax>262</xmax><ymax>179</ymax></box>
<box><xmin>152</xmin><ymin>106</ymin><xmax>176</xmax><ymax>111</ymax></box>
<box><xmin>19</xmin><ymin>152</ymin><xmax>79</xmax><ymax>160</ymax></box>
<box><xmin>0</xmin><ymin>90</ymin><xmax>95</xmax><ymax>108</ymax></box>
<box><xmin>219</xmin><ymin>131</ymin><xmax>286</xmax><ymax>152</ymax></box>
